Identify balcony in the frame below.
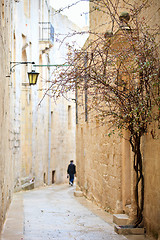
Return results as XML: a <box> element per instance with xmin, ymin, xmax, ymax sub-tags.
<box><xmin>39</xmin><ymin>22</ymin><xmax>54</xmax><ymax>45</ymax></box>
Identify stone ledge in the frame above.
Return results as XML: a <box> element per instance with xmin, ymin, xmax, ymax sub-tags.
<box><xmin>74</xmin><ymin>191</ymin><xmax>83</xmax><ymax>197</ymax></box>
<box><xmin>114</xmin><ymin>224</ymin><xmax>145</xmax><ymax>235</ymax></box>
<box><xmin>113</xmin><ymin>214</ymin><xmax>129</xmax><ymax>225</ymax></box>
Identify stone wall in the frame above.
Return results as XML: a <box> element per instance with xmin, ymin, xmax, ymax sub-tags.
<box><xmin>76</xmin><ymin>0</ymin><xmax>160</xmax><ymax>238</ymax></box>
<box><xmin>143</xmin><ymin>124</ymin><xmax>160</xmax><ymax>239</ymax></box>
<box><xmin>49</xmin><ymin>8</ymin><xmax>87</xmax><ymax>184</ymax></box>
<box><xmin>10</xmin><ymin>0</ymin><xmax>50</xmax><ymax>189</ymax></box>
<box><xmin>0</xmin><ymin>0</ymin><xmax>13</xmax><ymax>231</ymax></box>
<box><xmin>0</xmin><ymin>0</ymin><xmax>83</xmax><ymax>232</ymax></box>
<box><xmin>76</xmin><ymin>121</ymin><xmax>123</xmax><ymax>213</ymax></box>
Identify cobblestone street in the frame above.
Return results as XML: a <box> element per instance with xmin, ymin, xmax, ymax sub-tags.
<box><xmin>0</xmin><ymin>184</ymin><xmax>149</xmax><ymax>240</ymax></box>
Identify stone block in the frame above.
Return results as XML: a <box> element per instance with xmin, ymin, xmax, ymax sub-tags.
<box><xmin>114</xmin><ymin>225</ymin><xmax>144</xmax><ymax>235</ymax></box>
<box><xmin>74</xmin><ymin>191</ymin><xmax>83</xmax><ymax>197</ymax></box>
<box><xmin>21</xmin><ymin>177</ymin><xmax>31</xmax><ymax>185</ymax></box>
<box><xmin>22</xmin><ymin>182</ymin><xmax>34</xmax><ymax>191</ymax></box>
<box><xmin>113</xmin><ymin>214</ymin><xmax>129</xmax><ymax>225</ymax></box>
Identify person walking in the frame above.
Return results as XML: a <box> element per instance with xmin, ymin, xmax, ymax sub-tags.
<box><xmin>67</xmin><ymin>160</ymin><xmax>76</xmax><ymax>186</ymax></box>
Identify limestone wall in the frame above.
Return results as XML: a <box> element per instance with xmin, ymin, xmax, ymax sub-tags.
<box><xmin>10</xmin><ymin>0</ymin><xmax>50</xmax><ymax>188</ymax></box>
<box><xmin>49</xmin><ymin>9</ymin><xmax>87</xmax><ymax>184</ymax></box>
<box><xmin>0</xmin><ymin>0</ymin><xmax>81</xmax><ymax>232</ymax></box>
<box><xmin>76</xmin><ymin>0</ymin><xmax>160</xmax><ymax>238</ymax></box>
<box><xmin>76</xmin><ymin>121</ymin><xmax>123</xmax><ymax>213</ymax></box>
<box><xmin>143</xmin><ymin>124</ymin><xmax>160</xmax><ymax>239</ymax></box>
<box><xmin>50</xmin><ymin>96</ymin><xmax>76</xmax><ymax>184</ymax></box>
<box><xmin>0</xmin><ymin>0</ymin><xmax>13</xmax><ymax>231</ymax></box>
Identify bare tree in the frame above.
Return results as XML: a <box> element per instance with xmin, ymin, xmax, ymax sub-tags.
<box><xmin>47</xmin><ymin>0</ymin><xmax>160</xmax><ymax>227</ymax></box>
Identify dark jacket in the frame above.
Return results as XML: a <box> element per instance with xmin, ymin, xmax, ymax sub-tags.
<box><xmin>67</xmin><ymin>163</ymin><xmax>76</xmax><ymax>175</ymax></box>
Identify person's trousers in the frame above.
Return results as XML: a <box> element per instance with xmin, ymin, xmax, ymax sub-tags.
<box><xmin>69</xmin><ymin>174</ymin><xmax>74</xmax><ymax>184</ymax></box>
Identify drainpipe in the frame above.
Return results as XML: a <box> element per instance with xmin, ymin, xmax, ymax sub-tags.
<box><xmin>47</xmin><ymin>5</ymin><xmax>51</xmax><ymax>185</ymax></box>
<box><xmin>84</xmin><ymin>53</ymin><xmax>88</xmax><ymax>122</ymax></box>
<box><xmin>47</xmin><ymin>54</ymin><xmax>51</xmax><ymax>185</ymax></box>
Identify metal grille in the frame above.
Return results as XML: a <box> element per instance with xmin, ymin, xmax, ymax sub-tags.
<box><xmin>39</xmin><ymin>22</ymin><xmax>54</xmax><ymax>44</ymax></box>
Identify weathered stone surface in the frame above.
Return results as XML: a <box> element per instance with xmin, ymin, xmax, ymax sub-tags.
<box><xmin>0</xmin><ymin>185</ymin><xmax>148</xmax><ymax>240</ymax></box>
<box><xmin>113</xmin><ymin>214</ymin><xmax>129</xmax><ymax>226</ymax></box>
<box><xmin>76</xmin><ymin>1</ymin><xmax>160</xmax><ymax>239</ymax></box>
<box><xmin>74</xmin><ymin>190</ymin><xmax>83</xmax><ymax>197</ymax></box>
<box><xmin>114</xmin><ymin>225</ymin><xmax>145</xmax><ymax>235</ymax></box>
<box><xmin>21</xmin><ymin>177</ymin><xmax>31</xmax><ymax>185</ymax></box>
<box><xmin>21</xmin><ymin>182</ymin><xmax>34</xmax><ymax>191</ymax></box>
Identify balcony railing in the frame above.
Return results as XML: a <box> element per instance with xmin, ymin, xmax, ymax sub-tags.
<box><xmin>39</xmin><ymin>22</ymin><xmax>54</xmax><ymax>44</ymax></box>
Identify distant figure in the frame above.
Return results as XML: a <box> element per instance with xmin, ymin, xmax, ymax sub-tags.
<box><xmin>67</xmin><ymin>160</ymin><xmax>76</xmax><ymax>186</ymax></box>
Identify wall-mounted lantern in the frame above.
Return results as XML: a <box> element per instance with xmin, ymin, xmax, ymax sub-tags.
<box><xmin>7</xmin><ymin>61</ymin><xmax>39</xmax><ymax>86</ymax></box>
<box><xmin>28</xmin><ymin>70</ymin><xmax>39</xmax><ymax>85</ymax></box>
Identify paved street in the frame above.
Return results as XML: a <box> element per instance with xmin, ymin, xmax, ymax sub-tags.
<box><xmin>0</xmin><ymin>184</ymin><xmax>149</xmax><ymax>240</ymax></box>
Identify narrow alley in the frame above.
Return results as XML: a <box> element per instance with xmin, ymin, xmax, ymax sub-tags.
<box><xmin>0</xmin><ymin>184</ymin><xmax>148</xmax><ymax>240</ymax></box>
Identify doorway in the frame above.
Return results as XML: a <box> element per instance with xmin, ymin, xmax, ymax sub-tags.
<box><xmin>52</xmin><ymin>170</ymin><xmax>55</xmax><ymax>184</ymax></box>
<box><xmin>43</xmin><ymin>172</ymin><xmax>46</xmax><ymax>184</ymax></box>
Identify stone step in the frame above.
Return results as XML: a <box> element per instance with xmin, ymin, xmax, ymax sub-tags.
<box><xmin>113</xmin><ymin>214</ymin><xmax>129</xmax><ymax>225</ymax></box>
<box><xmin>114</xmin><ymin>224</ymin><xmax>145</xmax><ymax>235</ymax></box>
<box><xmin>74</xmin><ymin>190</ymin><xmax>83</xmax><ymax>197</ymax></box>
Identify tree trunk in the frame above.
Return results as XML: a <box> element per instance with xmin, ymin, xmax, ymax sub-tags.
<box><xmin>133</xmin><ymin>135</ymin><xmax>144</xmax><ymax>227</ymax></box>
<box><xmin>130</xmin><ymin>134</ymin><xmax>144</xmax><ymax>227</ymax></box>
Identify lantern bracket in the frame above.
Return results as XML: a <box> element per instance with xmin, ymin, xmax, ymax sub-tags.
<box><xmin>9</xmin><ymin>61</ymin><xmax>35</xmax><ymax>75</ymax></box>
